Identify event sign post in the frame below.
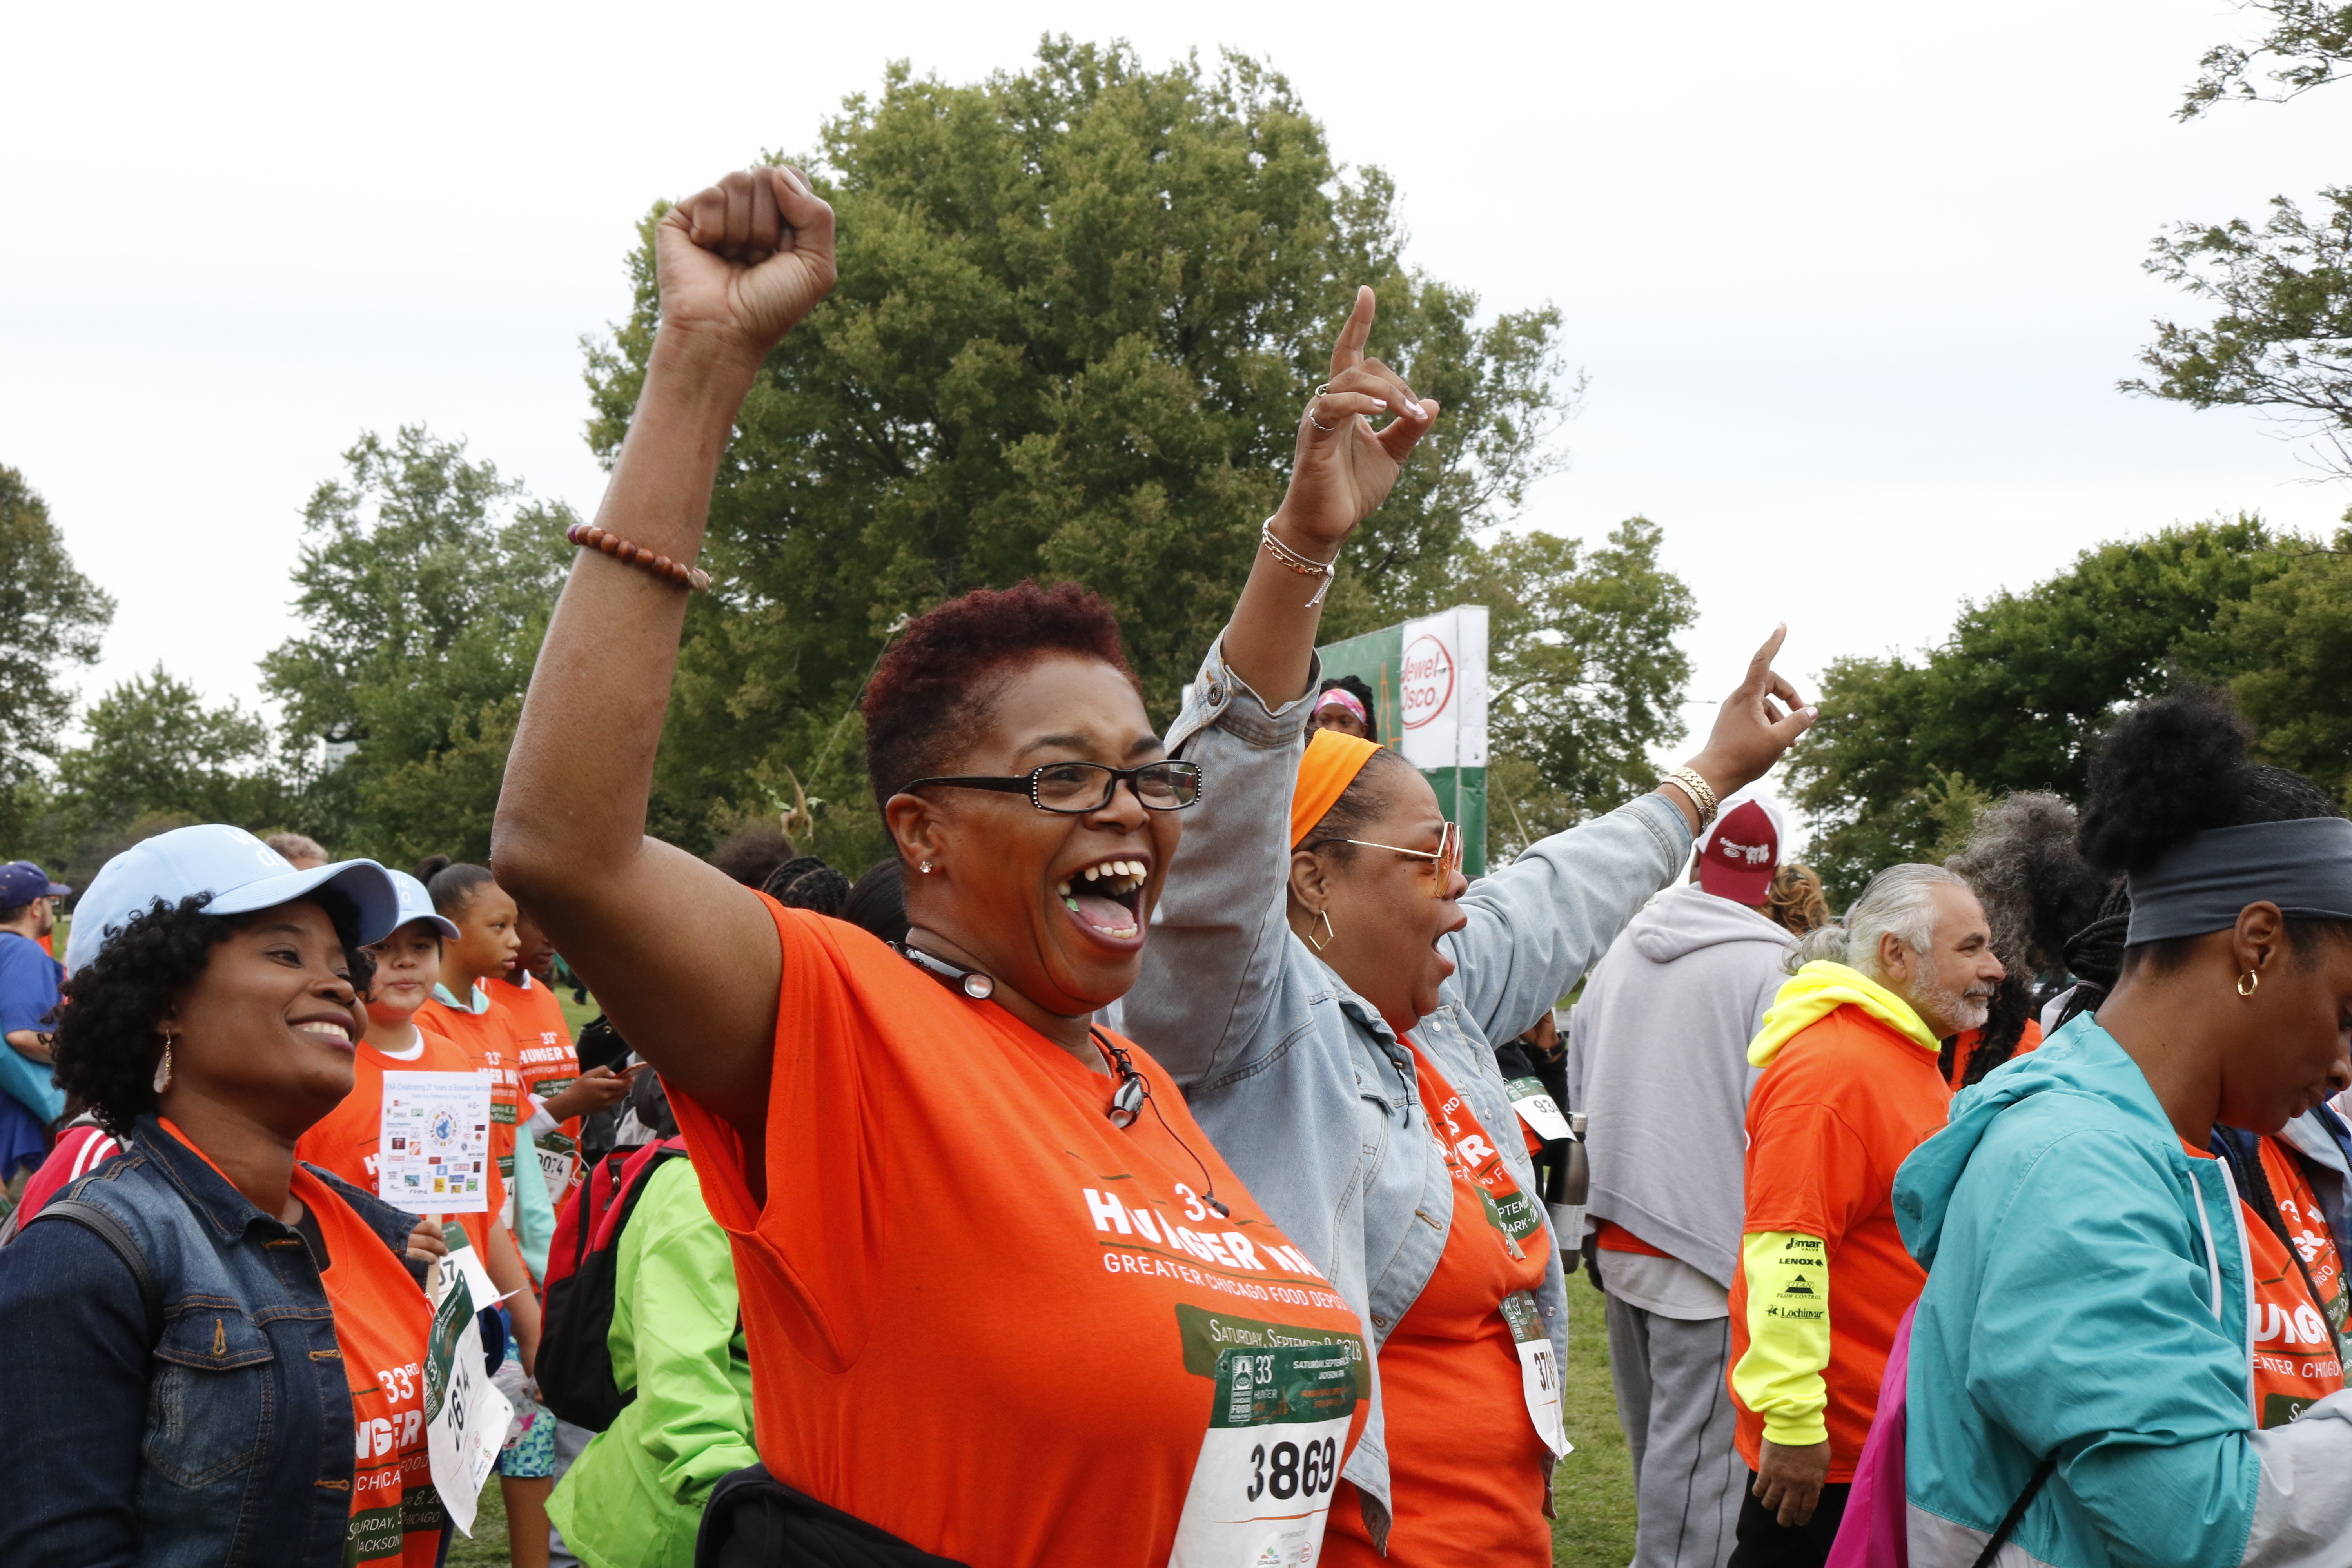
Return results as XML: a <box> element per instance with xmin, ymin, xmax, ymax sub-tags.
<box><xmin>1315</xmin><ymin>605</ymin><xmax>1489</xmax><ymax>875</ymax></box>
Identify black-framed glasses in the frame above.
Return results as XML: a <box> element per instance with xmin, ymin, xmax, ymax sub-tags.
<box><xmin>894</xmin><ymin>760</ymin><xmax>1204</xmax><ymax>814</ymax></box>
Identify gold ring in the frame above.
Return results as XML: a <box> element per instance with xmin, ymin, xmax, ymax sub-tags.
<box><xmin>1308</xmin><ymin>383</ymin><xmax>1337</xmax><ymax>432</ymax></box>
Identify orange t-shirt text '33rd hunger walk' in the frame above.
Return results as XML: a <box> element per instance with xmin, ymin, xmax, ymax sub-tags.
<box><xmin>670</xmin><ymin>899</ymin><xmax>1370</xmax><ymax>1568</ymax></box>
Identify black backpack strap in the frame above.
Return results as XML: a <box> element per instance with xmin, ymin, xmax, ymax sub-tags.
<box><xmin>33</xmin><ymin>1198</ymin><xmax>165</xmax><ymax>1346</ymax></box>
<box><xmin>1968</xmin><ymin>1454</ymin><xmax>2056</xmax><ymax>1568</ymax></box>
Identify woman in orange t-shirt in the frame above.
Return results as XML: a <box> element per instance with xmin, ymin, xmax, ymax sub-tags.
<box><xmin>493</xmin><ymin>166</ymin><xmax>1413</xmax><ymax>1565</ymax></box>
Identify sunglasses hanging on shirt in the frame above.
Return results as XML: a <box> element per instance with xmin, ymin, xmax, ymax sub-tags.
<box><xmin>1091</xmin><ymin>1027</ymin><xmax>1229</xmax><ymax>1219</ymax></box>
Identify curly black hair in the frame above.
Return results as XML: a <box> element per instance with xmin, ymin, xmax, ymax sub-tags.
<box><xmin>53</xmin><ymin>894</ymin><xmax>377</xmax><ymax>1137</ymax></box>
<box><xmin>2078</xmin><ymin>686</ymin><xmax>2349</xmax><ymax>974</ymax></box>
<box><xmin>763</xmin><ymin>857</ymin><xmax>852</xmax><ymax>918</ymax></box>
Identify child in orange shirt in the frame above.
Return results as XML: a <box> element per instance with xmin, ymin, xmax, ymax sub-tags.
<box><xmin>297</xmin><ymin>872</ymin><xmax>519</xmax><ymax>1274</ymax></box>
<box><xmin>412</xmin><ymin>857</ymin><xmax>563</xmax><ymax>1568</ymax></box>
<box><xmin>488</xmin><ymin>905</ymin><xmax>627</xmax><ymax>1191</ymax></box>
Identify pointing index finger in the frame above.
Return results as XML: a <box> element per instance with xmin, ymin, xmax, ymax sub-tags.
<box><xmin>1740</xmin><ymin>624</ymin><xmax>1789</xmax><ymax>693</ymax></box>
<box><xmin>1329</xmin><ymin>285</ymin><xmax>1376</xmax><ymax>379</ymax></box>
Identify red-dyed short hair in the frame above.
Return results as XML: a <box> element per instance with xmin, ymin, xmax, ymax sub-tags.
<box><xmin>863</xmin><ymin>581</ymin><xmax>1138</xmax><ymax>810</ymax></box>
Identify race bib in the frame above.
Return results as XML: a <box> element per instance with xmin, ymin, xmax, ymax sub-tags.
<box><xmin>1502</xmin><ymin>1290</ymin><xmax>1570</xmax><ymax>1458</ymax></box>
<box><xmin>377</xmin><ymin>1071</ymin><xmax>493</xmax><ymax>1216</ymax></box>
<box><xmin>1504</xmin><ymin>1076</ymin><xmax>1572</xmax><ymax>1143</ymax></box>
<box><xmin>422</xmin><ymin>1271</ymin><xmax>514</xmax><ymax>1535</ymax></box>
<box><xmin>534</xmin><ymin>1131</ymin><xmax>580</xmax><ymax>1204</ymax></box>
<box><xmin>1171</xmin><ymin>1342</ymin><xmax>1360</xmax><ymax>1568</ymax></box>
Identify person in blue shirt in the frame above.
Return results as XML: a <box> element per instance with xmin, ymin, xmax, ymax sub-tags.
<box><xmin>0</xmin><ymin>859</ymin><xmax>71</xmax><ymax>1186</ymax></box>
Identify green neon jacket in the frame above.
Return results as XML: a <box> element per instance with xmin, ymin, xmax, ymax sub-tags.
<box><xmin>547</xmin><ymin>1157</ymin><xmax>756</xmax><ymax>1568</ymax></box>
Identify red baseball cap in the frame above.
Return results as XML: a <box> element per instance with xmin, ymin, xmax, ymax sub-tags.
<box><xmin>1699</xmin><ymin>799</ymin><xmax>1780</xmax><ymax>904</ymax></box>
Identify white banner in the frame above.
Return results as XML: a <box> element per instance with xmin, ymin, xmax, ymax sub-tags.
<box><xmin>1396</xmin><ymin>605</ymin><xmax>1488</xmax><ymax>772</ymax></box>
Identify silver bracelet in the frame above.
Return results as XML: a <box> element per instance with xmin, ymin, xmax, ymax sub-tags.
<box><xmin>1260</xmin><ymin>519</ymin><xmax>1339</xmax><ymax>608</ymax></box>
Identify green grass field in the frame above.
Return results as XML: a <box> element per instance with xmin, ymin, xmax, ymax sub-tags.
<box><xmin>446</xmin><ymin>1483</ymin><xmax>510</xmax><ymax>1566</ymax></box>
<box><xmin>1555</xmin><ymin>1284</ymin><xmax>1641</xmax><ymax>1566</ymax></box>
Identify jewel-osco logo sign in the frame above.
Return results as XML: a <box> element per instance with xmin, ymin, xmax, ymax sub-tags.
<box><xmin>1401</xmin><ymin>633</ymin><xmax>1455</xmax><ymax>731</ymax></box>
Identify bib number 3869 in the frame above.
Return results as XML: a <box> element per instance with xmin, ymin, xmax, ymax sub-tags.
<box><xmin>1171</xmin><ymin>1343</ymin><xmax>1359</xmax><ymax>1568</ymax></box>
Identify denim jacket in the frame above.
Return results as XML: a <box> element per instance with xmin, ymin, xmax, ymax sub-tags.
<box><xmin>0</xmin><ymin>1114</ymin><xmax>425</xmax><ymax>1568</ymax></box>
<box><xmin>1115</xmin><ymin>636</ymin><xmax>1691</xmax><ymax>1542</ymax></box>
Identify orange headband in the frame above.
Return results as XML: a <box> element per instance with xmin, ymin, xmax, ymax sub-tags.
<box><xmin>1292</xmin><ymin>729</ymin><xmax>1384</xmax><ymax>848</ymax></box>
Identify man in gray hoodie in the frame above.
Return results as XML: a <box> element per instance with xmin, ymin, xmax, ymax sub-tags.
<box><xmin>1567</xmin><ymin>797</ymin><xmax>1797</xmax><ymax>1568</ymax></box>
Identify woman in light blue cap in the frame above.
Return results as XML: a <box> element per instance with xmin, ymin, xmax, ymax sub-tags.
<box><xmin>0</xmin><ymin>825</ymin><xmax>460</xmax><ymax>1568</ymax></box>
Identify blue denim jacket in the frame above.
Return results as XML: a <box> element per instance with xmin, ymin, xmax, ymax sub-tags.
<box><xmin>1115</xmin><ymin>637</ymin><xmax>1691</xmax><ymax>1543</ymax></box>
<box><xmin>0</xmin><ymin>1114</ymin><xmax>426</xmax><ymax>1568</ymax></box>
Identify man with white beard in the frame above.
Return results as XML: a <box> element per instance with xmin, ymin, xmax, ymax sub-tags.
<box><xmin>1724</xmin><ymin>865</ymin><xmax>2003</xmax><ymax>1568</ymax></box>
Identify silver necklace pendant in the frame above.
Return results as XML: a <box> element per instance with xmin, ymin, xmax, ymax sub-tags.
<box><xmin>962</xmin><ymin>972</ymin><xmax>993</xmax><ymax>999</ymax></box>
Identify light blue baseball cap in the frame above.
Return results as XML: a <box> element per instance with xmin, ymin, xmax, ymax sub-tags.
<box><xmin>64</xmin><ymin>824</ymin><xmax>403</xmax><ymax>973</ymax></box>
<box><xmin>383</xmin><ymin>869</ymin><xmax>462</xmax><ymax>942</ymax></box>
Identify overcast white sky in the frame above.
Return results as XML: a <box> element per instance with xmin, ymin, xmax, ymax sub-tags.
<box><xmin>7</xmin><ymin>0</ymin><xmax>2349</xmax><ymax>790</ymax></box>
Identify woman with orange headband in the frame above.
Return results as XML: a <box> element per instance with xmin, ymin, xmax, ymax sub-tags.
<box><xmin>1123</xmin><ymin>579</ymin><xmax>1813</xmax><ymax>1554</ymax></box>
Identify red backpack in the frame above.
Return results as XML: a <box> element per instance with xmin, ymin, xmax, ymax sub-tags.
<box><xmin>535</xmin><ymin>1135</ymin><xmax>689</xmax><ymax>1430</ymax></box>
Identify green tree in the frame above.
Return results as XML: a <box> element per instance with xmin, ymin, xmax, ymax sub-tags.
<box><xmin>2179</xmin><ymin>1</ymin><xmax>2352</xmax><ymax>116</ymax></box>
<box><xmin>2137</xmin><ymin>3</ymin><xmax>2352</xmax><ymax>472</ymax></box>
<box><xmin>583</xmin><ymin>38</ymin><xmax>1575</xmax><ymax>866</ymax></box>
<box><xmin>1465</xmin><ymin>518</ymin><xmax>1695</xmax><ymax>858</ymax></box>
<box><xmin>2129</xmin><ymin>190</ymin><xmax>2352</xmax><ymax>472</ymax></box>
<box><xmin>2222</xmin><ymin>528</ymin><xmax>2352</xmax><ymax>795</ymax></box>
<box><xmin>0</xmin><ymin>465</ymin><xmax>114</xmax><ymax>847</ymax></box>
<box><xmin>261</xmin><ymin>427</ymin><xmax>575</xmax><ymax>864</ymax></box>
<box><xmin>1784</xmin><ymin>515</ymin><xmax>2299</xmax><ymax>898</ymax></box>
<box><xmin>47</xmin><ymin>666</ymin><xmax>278</xmax><ymax>855</ymax></box>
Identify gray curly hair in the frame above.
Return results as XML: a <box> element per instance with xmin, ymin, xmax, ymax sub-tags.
<box><xmin>1945</xmin><ymin>792</ymin><xmax>2108</xmax><ymax>977</ymax></box>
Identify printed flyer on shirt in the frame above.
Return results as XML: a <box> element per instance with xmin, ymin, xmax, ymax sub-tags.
<box><xmin>377</xmin><ymin>1071</ymin><xmax>493</xmax><ymax>1215</ymax></box>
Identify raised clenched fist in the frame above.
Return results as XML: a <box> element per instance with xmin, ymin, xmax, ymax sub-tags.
<box><xmin>654</xmin><ymin>165</ymin><xmax>838</xmax><ymax>364</ymax></box>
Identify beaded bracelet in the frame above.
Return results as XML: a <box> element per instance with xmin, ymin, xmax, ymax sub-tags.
<box><xmin>566</xmin><ymin>523</ymin><xmax>713</xmax><ymax>592</ymax></box>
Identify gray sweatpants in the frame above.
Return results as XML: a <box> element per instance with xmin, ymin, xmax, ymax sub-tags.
<box><xmin>1605</xmin><ymin>1292</ymin><xmax>1744</xmax><ymax>1568</ymax></box>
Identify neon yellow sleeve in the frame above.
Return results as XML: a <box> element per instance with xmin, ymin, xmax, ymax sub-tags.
<box><xmin>1731</xmin><ymin>1230</ymin><xmax>1831</xmax><ymax>1447</ymax></box>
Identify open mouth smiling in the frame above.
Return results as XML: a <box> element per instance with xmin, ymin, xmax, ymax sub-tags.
<box><xmin>1057</xmin><ymin>858</ymin><xmax>1149</xmax><ymax>944</ymax></box>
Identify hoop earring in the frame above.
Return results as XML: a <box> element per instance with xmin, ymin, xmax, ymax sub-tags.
<box><xmin>2238</xmin><ymin>968</ymin><xmax>2260</xmax><ymax>999</ymax></box>
<box><xmin>1308</xmin><ymin>907</ymin><xmax>1336</xmax><ymax>952</ymax></box>
<box><xmin>152</xmin><ymin>1030</ymin><xmax>176</xmax><ymax>1094</ymax></box>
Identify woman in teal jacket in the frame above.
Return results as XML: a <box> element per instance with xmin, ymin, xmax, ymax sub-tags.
<box><xmin>547</xmin><ymin>1148</ymin><xmax>755</xmax><ymax>1568</ymax></box>
<box><xmin>1893</xmin><ymin>690</ymin><xmax>2352</xmax><ymax>1568</ymax></box>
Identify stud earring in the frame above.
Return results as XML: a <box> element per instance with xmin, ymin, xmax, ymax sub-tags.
<box><xmin>919</xmin><ymin>862</ymin><xmax>933</xmax><ymax>874</ymax></box>
<box><xmin>152</xmin><ymin>1029</ymin><xmax>176</xmax><ymax>1094</ymax></box>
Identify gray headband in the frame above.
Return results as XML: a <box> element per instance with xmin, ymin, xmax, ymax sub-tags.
<box><xmin>2125</xmin><ymin>817</ymin><xmax>2352</xmax><ymax>945</ymax></box>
